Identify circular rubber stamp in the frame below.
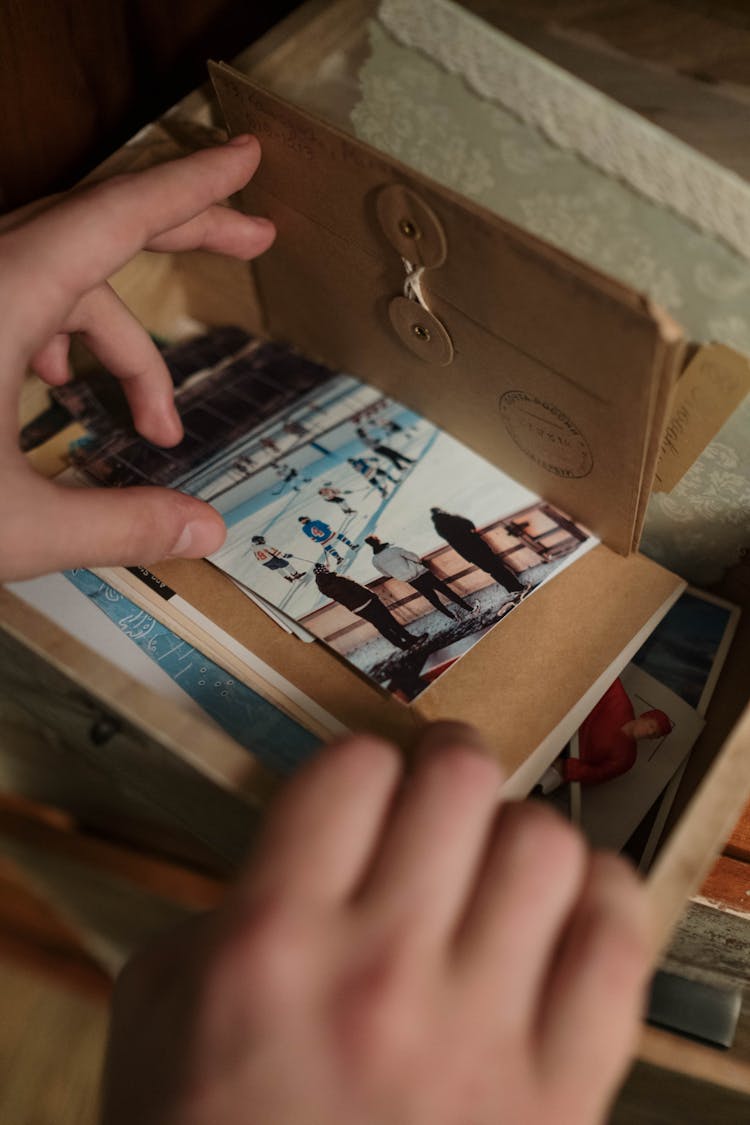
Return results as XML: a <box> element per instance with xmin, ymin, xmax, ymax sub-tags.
<box><xmin>499</xmin><ymin>391</ymin><xmax>593</xmax><ymax>479</ymax></box>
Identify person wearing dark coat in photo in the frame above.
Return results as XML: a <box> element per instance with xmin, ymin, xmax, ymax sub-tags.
<box><xmin>313</xmin><ymin>565</ymin><xmax>425</xmax><ymax>650</ymax></box>
<box><xmin>355</xmin><ymin>427</ymin><xmax>414</xmax><ymax>471</ymax></box>
<box><xmin>364</xmin><ymin>535</ymin><xmax>477</xmax><ymax>621</ymax></box>
<box><xmin>430</xmin><ymin>507</ymin><xmax>525</xmax><ymax>595</ymax></box>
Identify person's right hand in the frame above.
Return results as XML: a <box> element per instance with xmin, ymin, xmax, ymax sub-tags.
<box><xmin>102</xmin><ymin>723</ymin><xmax>651</xmax><ymax>1125</ymax></box>
<box><xmin>0</xmin><ymin>137</ymin><xmax>274</xmax><ymax>582</ymax></box>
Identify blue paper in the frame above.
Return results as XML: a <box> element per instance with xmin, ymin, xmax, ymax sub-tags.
<box><xmin>64</xmin><ymin>569</ymin><xmax>321</xmax><ymax>776</ymax></box>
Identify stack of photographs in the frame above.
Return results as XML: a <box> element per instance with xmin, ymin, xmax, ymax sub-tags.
<box><xmin>23</xmin><ymin>325</ymin><xmax>739</xmax><ymax>866</ymax></box>
<box><xmin>536</xmin><ymin>589</ymin><xmax>740</xmax><ymax>861</ymax></box>
<box><xmin>59</xmin><ymin>327</ymin><xmax>596</xmax><ymax>704</ymax></box>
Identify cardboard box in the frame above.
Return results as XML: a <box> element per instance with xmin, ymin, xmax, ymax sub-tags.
<box><xmin>2</xmin><ymin>0</ymin><xmax>750</xmax><ymax>1037</ymax></box>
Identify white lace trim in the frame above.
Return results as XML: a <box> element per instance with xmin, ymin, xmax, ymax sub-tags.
<box><xmin>379</xmin><ymin>0</ymin><xmax>750</xmax><ymax>264</ymax></box>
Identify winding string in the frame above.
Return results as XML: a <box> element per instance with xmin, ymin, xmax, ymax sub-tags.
<box><xmin>402</xmin><ymin>258</ymin><xmax>432</xmax><ymax>311</ymax></box>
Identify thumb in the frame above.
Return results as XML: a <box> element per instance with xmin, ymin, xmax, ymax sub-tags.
<box><xmin>3</xmin><ymin>472</ymin><xmax>226</xmax><ymax>581</ymax></box>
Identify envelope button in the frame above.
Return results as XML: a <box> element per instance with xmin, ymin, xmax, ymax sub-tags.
<box><xmin>376</xmin><ymin>185</ymin><xmax>447</xmax><ymax>268</ymax></box>
<box><xmin>388</xmin><ymin>297</ymin><xmax>454</xmax><ymax>366</ymax></box>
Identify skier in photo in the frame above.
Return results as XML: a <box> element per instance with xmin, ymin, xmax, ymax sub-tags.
<box><xmin>273</xmin><ymin>464</ymin><xmax>301</xmax><ymax>493</ymax></box>
<box><xmin>298</xmin><ymin>516</ymin><xmax>359</xmax><ymax>564</ymax></box>
<box><xmin>364</xmin><ymin>535</ymin><xmax>477</xmax><ymax>621</ymax></box>
<box><xmin>313</xmin><ymin>564</ymin><xmax>426</xmax><ymax>651</ymax></box>
<box><xmin>356</xmin><ymin>425</ymin><xmax>414</xmax><ymax>471</ymax></box>
<box><xmin>347</xmin><ymin>457</ymin><xmax>393</xmax><ymax>499</ymax></box>
<box><xmin>251</xmin><ymin>535</ymin><xmax>306</xmax><ymax>583</ymax></box>
<box><xmin>430</xmin><ymin>507</ymin><xmax>526</xmax><ymax>596</ymax></box>
<box><xmin>319</xmin><ymin>485</ymin><xmax>357</xmax><ymax>515</ymax></box>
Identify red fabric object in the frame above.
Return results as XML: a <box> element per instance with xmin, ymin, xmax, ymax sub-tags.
<box><xmin>640</xmin><ymin>708</ymin><xmax>673</xmax><ymax>736</ymax></box>
<box><xmin>563</xmin><ymin>678</ymin><xmax>637</xmax><ymax>786</ymax></box>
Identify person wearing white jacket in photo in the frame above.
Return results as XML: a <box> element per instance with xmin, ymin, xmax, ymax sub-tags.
<box><xmin>365</xmin><ymin>535</ymin><xmax>478</xmax><ymax>621</ymax></box>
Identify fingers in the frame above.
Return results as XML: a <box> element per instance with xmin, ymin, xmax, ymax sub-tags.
<box><xmin>239</xmin><ymin>736</ymin><xmax>403</xmax><ymax>906</ymax></box>
<box><xmin>354</xmin><ymin>723</ymin><xmax>503</xmax><ymax>944</ymax></box>
<box><xmin>453</xmin><ymin>801</ymin><xmax>587</xmax><ymax>1025</ymax></box>
<box><xmin>73</xmin><ymin>283</ymin><xmax>183</xmax><ymax>446</ymax></box>
<box><xmin>145</xmin><ymin>202</ymin><xmax>275</xmax><ymax>259</ymax></box>
<box><xmin>1</xmin><ymin>138</ymin><xmax>271</xmax><ymax>355</ymax></box>
<box><xmin>536</xmin><ymin>852</ymin><xmax>650</xmax><ymax>1108</ymax></box>
<box><xmin>0</xmin><ymin>467</ymin><xmax>226</xmax><ymax>582</ymax></box>
<box><xmin>30</xmin><ymin>285</ymin><xmax>183</xmax><ymax>447</ymax></box>
<box><xmin>30</xmin><ymin>334</ymin><xmax>71</xmax><ymax>386</ymax></box>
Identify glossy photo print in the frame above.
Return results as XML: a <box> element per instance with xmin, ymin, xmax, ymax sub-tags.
<box><xmin>53</xmin><ymin>326</ymin><xmax>596</xmax><ymax>701</ymax></box>
<box><xmin>631</xmin><ymin>588</ymin><xmax>740</xmax><ymax>712</ymax></box>
<box><xmin>537</xmin><ymin>664</ymin><xmax>705</xmax><ymax>851</ymax></box>
<box><xmin>200</xmin><ymin>372</ymin><xmax>595</xmax><ymax>700</ymax></box>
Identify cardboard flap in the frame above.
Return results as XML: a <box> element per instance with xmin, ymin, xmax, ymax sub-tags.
<box><xmin>153</xmin><ymin>545</ymin><xmax>684</xmax><ymax>792</ymax></box>
<box><xmin>210</xmin><ymin>63</ymin><xmax>684</xmax><ymax>555</ymax></box>
<box><xmin>655</xmin><ymin>343</ymin><xmax>750</xmax><ymax>494</ymax></box>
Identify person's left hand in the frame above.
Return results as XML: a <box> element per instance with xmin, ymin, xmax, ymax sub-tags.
<box><xmin>0</xmin><ymin>136</ymin><xmax>274</xmax><ymax>582</ymax></box>
<box><xmin>101</xmin><ymin>725</ymin><xmax>651</xmax><ymax>1125</ymax></box>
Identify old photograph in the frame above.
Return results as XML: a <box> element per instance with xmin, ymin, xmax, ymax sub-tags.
<box><xmin>537</xmin><ymin>665</ymin><xmax>705</xmax><ymax>851</ymax></box>
<box><xmin>631</xmin><ymin>587</ymin><xmax>740</xmax><ymax>713</ymax></box>
<box><xmin>201</xmin><ymin>371</ymin><xmax>595</xmax><ymax>700</ymax></box>
<box><xmin>48</xmin><ymin>325</ymin><xmax>596</xmax><ymax>701</ymax></box>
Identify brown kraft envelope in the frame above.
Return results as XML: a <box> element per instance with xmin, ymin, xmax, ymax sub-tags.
<box><xmin>209</xmin><ymin>63</ymin><xmax>685</xmax><ymax>557</ymax></box>
<box><xmin>124</xmin><ymin>66</ymin><xmax>688</xmax><ymax>786</ymax></box>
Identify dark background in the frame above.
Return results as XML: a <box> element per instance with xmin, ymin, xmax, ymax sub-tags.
<box><xmin>5</xmin><ymin>1</ymin><xmax>750</xmax><ymax>212</ymax></box>
<box><xmin>0</xmin><ymin>0</ymin><xmax>301</xmax><ymax>211</ymax></box>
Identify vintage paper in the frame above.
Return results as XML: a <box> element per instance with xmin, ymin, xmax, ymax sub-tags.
<box><xmin>344</xmin><ymin>7</ymin><xmax>750</xmax><ymax>584</ymax></box>
<box><xmin>55</xmin><ymin>570</ymin><xmax>322</xmax><ymax>775</ymax></box>
<box><xmin>637</xmin><ymin>588</ymin><xmax>741</xmax><ymax>869</ymax></box>
<box><xmin>56</xmin><ymin>324</ymin><xmax>592</xmax><ymax>704</ymax></box>
<box><xmin>31</xmin><ymin>308</ymin><xmax>686</xmax><ymax>782</ymax></box>
<box><xmin>654</xmin><ymin>344</ymin><xmax>750</xmax><ymax>493</ymax></box>
<box><xmin>544</xmin><ymin>587</ymin><xmax>739</xmax><ymax>855</ymax></box>
<box><xmin>631</xmin><ymin>588</ymin><xmax>741</xmax><ymax>715</ymax></box>
<box><xmin>210</xmin><ymin>63</ymin><xmax>684</xmax><ymax>557</ymax></box>
<box><xmin>575</xmin><ymin>665</ymin><xmax>704</xmax><ymax>852</ymax></box>
<box><xmin>197</xmin><ymin>370</ymin><xmax>595</xmax><ymax>700</ymax></box>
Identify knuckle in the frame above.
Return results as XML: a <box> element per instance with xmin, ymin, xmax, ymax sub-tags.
<box><xmin>214</xmin><ymin>894</ymin><xmax>309</xmax><ymax>999</ymax></box>
<box><xmin>332</xmin><ymin>944</ymin><xmax>422</xmax><ymax>1068</ymax></box>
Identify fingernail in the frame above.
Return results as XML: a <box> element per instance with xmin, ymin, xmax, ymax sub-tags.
<box><xmin>160</xmin><ymin>407</ymin><xmax>184</xmax><ymax>446</ymax></box>
<box><xmin>170</xmin><ymin>517</ymin><xmax>225</xmax><ymax>559</ymax></box>
<box><xmin>227</xmin><ymin>133</ymin><xmax>254</xmax><ymax>146</ymax></box>
<box><xmin>251</xmin><ymin>215</ymin><xmax>275</xmax><ymax>233</ymax></box>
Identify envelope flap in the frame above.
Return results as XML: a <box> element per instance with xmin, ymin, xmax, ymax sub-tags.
<box><xmin>210</xmin><ymin>63</ymin><xmax>684</xmax><ymax>555</ymax></box>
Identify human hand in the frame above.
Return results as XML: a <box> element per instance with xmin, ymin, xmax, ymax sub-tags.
<box><xmin>102</xmin><ymin>724</ymin><xmax>651</xmax><ymax>1125</ymax></box>
<box><xmin>0</xmin><ymin>137</ymin><xmax>274</xmax><ymax>582</ymax></box>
